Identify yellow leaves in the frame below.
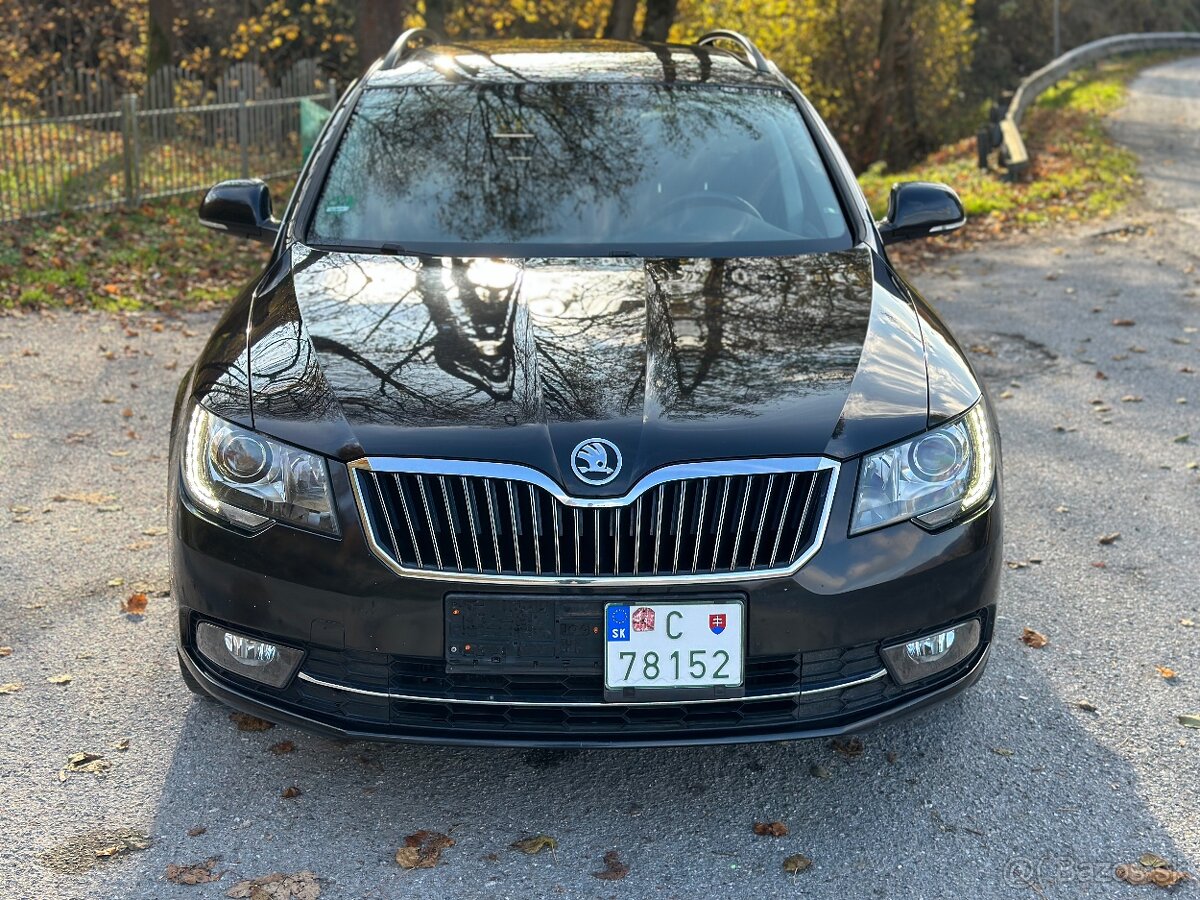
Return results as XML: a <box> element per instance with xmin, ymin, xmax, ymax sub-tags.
<box><xmin>121</xmin><ymin>592</ymin><xmax>148</xmax><ymax>615</ymax></box>
<box><xmin>166</xmin><ymin>858</ymin><xmax>221</xmax><ymax>885</ymax></box>
<box><xmin>1021</xmin><ymin>627</ymin><xmax>1049</xmax><ymax>649</ymax></box>
<box><xmin>783</xmin><ymin>853</ymin><xmax>813</xmax><ymax>874</ymax></box>
<box><xmin>226</xmin><ymin>871</ymin><xmax>320</xmax><ymax>899</ymax></box>
<box><xmin>510</xmin><ymin>834</ymin><xmax>557</xmax><ymax>854</ymax></box>
<box><xmin>395</xmin><ymin>831</ymin><xmax>454</xmax><ymax>869</ymax></box>
<box><xmin>60</xmin><ymin>751</ymin><xmax>111</xmax><ymax>780</ymax></box>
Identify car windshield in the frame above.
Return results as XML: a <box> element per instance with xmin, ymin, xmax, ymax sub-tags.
<box><xmin>307</xmin><ymin>82</ymin><xmax>853</xmax><ymax>257</ymax></box>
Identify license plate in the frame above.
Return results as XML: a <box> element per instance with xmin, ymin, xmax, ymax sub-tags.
<box><xmin>604</xmin><ymin>601</ymin><xmax>744</xmax><ymax>691</ymax></box>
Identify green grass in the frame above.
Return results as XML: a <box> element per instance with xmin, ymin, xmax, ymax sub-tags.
<box><xmin>856</xmin><ymin>54</ymin><xmax>1163</xmax><ymax>234</ymax></box>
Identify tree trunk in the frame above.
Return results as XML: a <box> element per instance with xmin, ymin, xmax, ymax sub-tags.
<box><xmin>352</xmin><ymin>0</ymin><xmax>415</xmax><ymax>64</ymax></box>
<box><xmin>640</xmin><ymin>0</ymin><xmax>677</xmax><ymax>42</ymax></box>
<box><xmin>424</xmin><ymin>0</ymin><xmax>448</xmax><ymax>34</ymax></box>
<box><xmin>603</xmin><ymin>0</ymin><xmax>638</xmax><ymax>40</ymax></box>
<box><xmin>147</xmin><ymin>0</ymin><xmax>177</xmax><ymax>73</ymax></box>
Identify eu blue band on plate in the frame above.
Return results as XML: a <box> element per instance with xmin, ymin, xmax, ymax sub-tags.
<box><xmin>606</xmin><ymin>605</ymin><xmax>630</xmax><ymax>641</ymax></box>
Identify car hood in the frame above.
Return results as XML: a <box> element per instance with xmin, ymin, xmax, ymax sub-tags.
<box><xmin>240</xmin><ymin>244</ymin><xmax>943</xmax><ymax>496</ymax></box>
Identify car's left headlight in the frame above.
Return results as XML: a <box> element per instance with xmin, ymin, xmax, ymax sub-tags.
<box><xmin>182</xmin><ymin>404</ymin><xmax>339</xmax><ymax>535</ymax></box>
<box><xmin>851</xmin><ymin>402</ymin><xmax>995</xmax><ymax>535</ymax></box>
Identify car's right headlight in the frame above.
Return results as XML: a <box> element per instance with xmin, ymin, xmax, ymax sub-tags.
<box><xmin>182</xmin><ymin>404</ymin><xmax>339</xmax><ymax>535</ymax></box>
<box><xmin>850</xmin><ymin>401</ymin><xmax>995</xmax><ymax>535</ymax></box>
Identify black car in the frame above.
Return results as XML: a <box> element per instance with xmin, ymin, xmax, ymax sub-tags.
<box><xmin>172</xmin><ymin>30</ymin><xmax>1001</xmax><ymax>747</ymax></box>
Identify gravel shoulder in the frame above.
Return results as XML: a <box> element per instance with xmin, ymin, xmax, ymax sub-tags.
<box><xmin>1</xmin><ymin>57</ymin><xmax>1198</xmax><ymax>900</ymax></box>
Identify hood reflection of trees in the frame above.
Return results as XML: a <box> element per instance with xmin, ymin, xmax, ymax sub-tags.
<box><xmin>249</xmin><ymin>248</ymin><xmax>875</xmax><ymax>429</ymax></box>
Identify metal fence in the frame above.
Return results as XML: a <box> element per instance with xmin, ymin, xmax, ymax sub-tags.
<box><xmin>0</xmin><ymin>59</ymin><xmax>336</xmax><ymax>223</ymax></box>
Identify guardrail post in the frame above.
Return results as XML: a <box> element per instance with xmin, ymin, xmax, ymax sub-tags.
<box><xmin>238</xmin><ymin>90</ymin><xmax>250</xmax><ymax>178</ymax></box>
<box><xmin>120</xmin><ymin>92</ymin><xmax>141</xmax><ymax>207</ymax></box>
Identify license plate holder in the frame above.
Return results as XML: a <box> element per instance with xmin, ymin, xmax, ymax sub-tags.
<box><xmin>603</xmin><ymin>600</ymin><xmax>745</xmax><ymax>703</ymax></box>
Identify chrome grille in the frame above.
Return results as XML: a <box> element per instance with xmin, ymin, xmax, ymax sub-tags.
<box><xmin>350</xmin><ymin>458</ymin><xmax>836</xmax><ymax>584</ymax></box>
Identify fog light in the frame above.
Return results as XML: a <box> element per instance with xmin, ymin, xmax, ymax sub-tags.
<box><xmin>195</xmin><ymin>622</ymin><xmax>303</xmax><ymax>688</ymax></box>
<box><xmin>223</xmin><ymin>632</ymin><xmax>277</xmax><ymax>666</ymax></box>
<box><xmin>906</xmin><ymin>629</ymin><xmax>955</xmax><ymax>663</ymax></box>
<box><xmin>881</xmin><ymin>618</ymin><xmax>981</xmax><ymax>685</ymax></box>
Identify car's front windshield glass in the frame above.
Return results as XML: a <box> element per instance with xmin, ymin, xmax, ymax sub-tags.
<box><xmin>307</xmin><ymin>82</ymin><xmax>853</xmax><ymax>257</ymax></box>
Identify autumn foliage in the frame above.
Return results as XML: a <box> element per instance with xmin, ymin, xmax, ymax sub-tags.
<box><xmin>4</xmin><ymin>1</ymin><xmax>1200</xmax><ymax>170</ymax></box>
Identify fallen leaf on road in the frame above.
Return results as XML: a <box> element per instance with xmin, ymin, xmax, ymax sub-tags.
<box><xmin>61</xmin><ymin>752</ymin><xmax>111</xmax><ymax>779</ymax></box>
<box><xmin>166</xmin><ymin>857</ymin><xmax>221</xmax><ymax>885</ymax></box>
<box><xmin>112</xmin><ymin>737</ymin><xmax>130</xmax><ymax>751</ymax></box>
<box><xmin>1155</xmin><ymin>666</ymin><xmax>1178</xmax><ymax>680</ymax></box>
<box><xmin>226</xmin><ymin>871</ymin><xmax>320</xmax><ymax>899</ymax></box>
<box><xmin>1178</xmin><ymin>714</ymin><xmax>1200</xmax><ymax>729</ymax></box>
<box><xmin>1141</xmin><ymin>853</ymin><xmax>1171</xmax><ymax>869</ymax></box>
<box><xmin>0</xmin><ymin>682</ymin><xmax>23</xmax><ymax>694</ymax></box>
<box><xmin>281</xmin><ymin>785</ymin><xmax>302</xmax><ymax>799</ymax></box>
<box><xmin>229</xmin><ymin>713</ymin><xmax>274</xmax><ymax>732</ymax></box>
<box><xmin>1021</xmin><ymin>627</ymin><xmax>1049</xmax><ymax>649</ymax></box>
<box><xmin>992</xmin><ymin>747</ymin><xmax>1015</xmax><ymax>757</ymax></box>
<box><xmin>510</xmin><ymin>834</ymin><xmax>558</xmax><ymax>854</ymax></box>
<box><xmin>1097</xmin><ymin>532</ymin><xmax>1121</xmax><ymax>545</ymax></box>
<box><xmin>1075</xmin><ymin>699</ymin><xmax>1099</xmax><ymax>712</ymax></box>
<box><xmin>830</xmin><ymin>737</ymin><xmax>864</xmax><ymax>758</ymax></box>
<box><xmin>1174</xmin><ymin>434</ymin><xmax>1191</xmax><ymax>444</ymax></box>
<box><xmin>809</xmin><ymin>764</ymin><xmax>832</xmax><ymax>779</ymax></box>
<box><xmin>1111</xmin><ymin>318</ymin><xmax>1136</xmax><ymax>326</ymax></box>
<box><xmin>592</xmin><ymin>850</ymin><xmax>630</xmax><ymax>880</ymax></box>
<box><xmin>1120</xmin><ymin>395</ymin><xmax>1143</xmax><ymax>403</ymax></box>
<box><xmin>52</xmin><ymin>491</ymin><xmax>116</xmax><ymax>506</ymax></box>
<box><xmin>94</xmin><ymin>832</ymin><xmax>149</xmax><ymax>859</ymax></box>
<box><xmin>753</xmin><ymin>821</ymin><xmax>789</xmax><ymax>837</ymax></box>
<box><xmin>47</xmin><ymin>674</ymin><xmax>72</xmax><ymax>685</ymax></box>
<box><xmin>396</xmin><ymin>831</ymin><xmax>454</xmax><ymax>869</ymax></box>
<box><xmin>269</xmin><ymin>740</ymin><xmax>296</xmax><ymax>755</ymax></box>
<box><xmin>187</xmin><ymin>826</ymin><xmax>207</xmax><ymax>837</ymax></box>
<box><xmin>783</xmin><ymin>853</ymin><xmax>813</xmax><ymax>874</ymax></box>
<box><xmin>1180</xmin><ymin>619</ymin><xmax>1196</xmax><ymax>628</ymax></box>
<box><xmin>0</xmin><ymin>647</ymin><xmax>10</xmax><ymax>657</ymax></box>
<box><xmin>1115</xmin><ymin>862</ymin><xmax>1190</xmax><ymax>887</ymax></box>
<box><xmin>121</xmin><ymin>592</ymin><xmax>148</xmax><ymax>615</ymax></box>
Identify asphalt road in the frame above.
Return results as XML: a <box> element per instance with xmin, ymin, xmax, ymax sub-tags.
<box><xmin>2</xmin><ymin>57</ymin><xmax>1198</xmax><ymax>900</ymax></box>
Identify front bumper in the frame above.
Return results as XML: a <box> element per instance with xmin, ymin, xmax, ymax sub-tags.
<box><xmin>171</xmin><ymin>457</ymin><xmax>1002</xmax><ymax>747</ymax></box>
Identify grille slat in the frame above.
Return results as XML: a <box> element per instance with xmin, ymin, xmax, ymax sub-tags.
<box><xmin>356</xmin><ymin>465</ymin><xmax>830</xmax><ymax>581</ymax></box>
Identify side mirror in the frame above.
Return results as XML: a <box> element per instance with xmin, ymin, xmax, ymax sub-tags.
<box><xmin>198</xmin><ymin>179</ymin><xmax>280</xmax><ymax>243</ymax></box>
<box><xmin>877</xmin><ymin>182</ymin><xmax>965</xmax><ymax>245</ymax></box>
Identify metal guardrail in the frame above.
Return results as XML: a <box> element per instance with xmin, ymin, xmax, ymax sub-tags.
<box><xmin>985</xmin><ymin>31</ymin><xmax>1200</xmax><ymax>176</ymax></box>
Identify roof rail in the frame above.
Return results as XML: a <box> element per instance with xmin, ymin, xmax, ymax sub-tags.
<box><xmin>381</xmin><ymin>27</ymin><xmax>442</xmax><ymax>69</ymax></box>
<box><xmin>695</xmin><ymin>30</ymin><xmax>771</xmax><ymax>75</ymax></box>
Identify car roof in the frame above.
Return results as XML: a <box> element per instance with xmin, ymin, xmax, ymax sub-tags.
<box><xmin>364</xmin><ymin>39</ymin><xmax>778</xmax><ymax>89</ymax></box>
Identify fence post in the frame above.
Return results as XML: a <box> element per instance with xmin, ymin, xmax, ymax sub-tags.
<box><xmin>238</xmin><ymin>90</ymin><xmax>250</xmax><ymax>178</ymax></box>
<box><xmin>120</xmin><ymin>92</ymin><xmax>141</xmax><ymax>206</ymax></box>
<box><xmin>328</xmin><ymin>78</ymin><xmax>338</xmax><ymax>110</ymax></box>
